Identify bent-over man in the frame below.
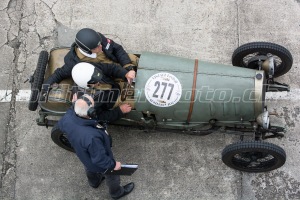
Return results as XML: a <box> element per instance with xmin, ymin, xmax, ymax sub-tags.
<box><xmin>58</xmin><ymin>94</ymin><xmax>134</xmax><ymax>199</ymax></box>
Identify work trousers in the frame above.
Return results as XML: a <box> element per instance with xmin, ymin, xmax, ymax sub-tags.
<box><xmin>86</xmin><ymin>170</ymin><xmax>124</xmax><ymax>198</ymax></box>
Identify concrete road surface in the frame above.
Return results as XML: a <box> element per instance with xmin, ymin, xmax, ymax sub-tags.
<box><xmin>1</xmin><ymin>0</ymin><xmax>300</xmax><ymax>199</ymax></box>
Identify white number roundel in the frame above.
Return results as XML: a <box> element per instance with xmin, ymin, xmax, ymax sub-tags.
<box><xmin>144</xmin><ymin>72</ymin><xmax>182</xmax><ymax>107</ymax></box>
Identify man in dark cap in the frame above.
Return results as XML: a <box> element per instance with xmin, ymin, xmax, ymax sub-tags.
<box><xmin>43</xmin><ymin>28</ymin><xmax>137</xmax><ymax>89</ymax></box>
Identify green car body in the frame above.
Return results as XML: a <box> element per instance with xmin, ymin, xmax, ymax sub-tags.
<box><xmin>29</xmin><ymin>42</ymin><xmax>293</xmax><ymax>172</ymax></box>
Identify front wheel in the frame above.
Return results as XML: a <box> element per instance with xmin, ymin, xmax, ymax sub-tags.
<box><xmin>232</xmin><ymin>42</ymin><xmax>293</xmax><ymax>77</ymax></box>
<box><xmin>221</xmin><ymin>141</ymin><xmax>286</xmax><ymax>172</ymax></box>
<box><xmin>51</xmin><ymin>124</ymin><xmax>75</xmax><ymax>152</ymax></box>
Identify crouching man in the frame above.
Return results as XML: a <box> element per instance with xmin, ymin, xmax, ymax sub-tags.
<box><xmin>58</xmin><ymin>94</ymin><xmax>134</xmax><ymax>199</ymax></box>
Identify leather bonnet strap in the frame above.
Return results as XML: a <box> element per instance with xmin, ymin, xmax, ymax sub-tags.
<box><xmin>186</xmin><ymin>59</ymin><xmax>198</xmax><ymax>123</ymax></box>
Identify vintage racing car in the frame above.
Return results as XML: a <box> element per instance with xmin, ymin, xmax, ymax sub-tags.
<box><xmin>28</xmin><ymin>42</ymin><xmax>293</xmax><ymax>173</ymax></box>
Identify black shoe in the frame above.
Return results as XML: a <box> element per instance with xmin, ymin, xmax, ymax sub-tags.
<box><xmin>89</xmin><ymin>176</ymin><xmax>105</xmax><ymax>188</ymax></box>
<box><xmin>112</xmin><ymin>182</ymin><xmax>134</xmax><ymax>199</ymax></box>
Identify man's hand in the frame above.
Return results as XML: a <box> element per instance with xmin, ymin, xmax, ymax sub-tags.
<box><xmin>125</xmin><ymin>70</ymin><xmax>136</xmax><ymax>84</ymax></box>
<box><xmin>114</xmin><ymin>161</ymin><xmax>122</xmax><ymax>170</ymax></box>
<box><xmin>72</xmin><ymin>93</ymin><xmax>78</xmax><ymax>102</ymax></box>
<box><xmin>119</xmin><ymin>104</ymin><xmax>132</xmax><ymax>113</ymax></box>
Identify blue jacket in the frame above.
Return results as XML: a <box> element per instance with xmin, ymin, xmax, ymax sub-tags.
<box><xmin>58</xmin><ymin>108</ymin><xmax>116</xmax><ymax>173</ymax></box>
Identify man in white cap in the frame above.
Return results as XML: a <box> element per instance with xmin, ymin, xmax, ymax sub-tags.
<box><xmin>71</xmin><ymin>62</ymin><xmax>135</xmax><ymax>123</ymax></box>
<box><xmin>43</xmin><ymin>28</ymin><xmax>137</xmax><ymax>90</ymax></box>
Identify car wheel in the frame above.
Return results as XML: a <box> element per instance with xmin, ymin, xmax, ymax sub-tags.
<box><xmin>232</xmin><ymin>42</ymin><xmax>293</xmax><ymax>77</ymax></box>
<box><xmin>221</xmin><ymin>140</ymin><xmax>286</xmax><ymax>172</ymax></box>
<box><xmin>51</xmin><ymin>123</ymin><xmax>75</xmax><ymax>152</ymax></box>
<box><xmin>28</xmin><ymin>51</ymin><xmax>49</xmax><ymax>111</ymax></box>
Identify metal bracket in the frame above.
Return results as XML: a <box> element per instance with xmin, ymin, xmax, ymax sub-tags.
<box><xmin>266</xmin><ymin>80</ymin><xmax>290</xmax><ymax>92</ymax></box>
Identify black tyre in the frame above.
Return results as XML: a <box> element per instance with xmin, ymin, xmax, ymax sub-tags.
<box><xmin>28</xmin><ymin>51</ymin><xmax>49</xmax><ymax>111</ymax></box>
<box><xmin>51</xmin><ymin>123</ymin><xmax>75</xmax><ymax>152</ymax></box>
<box><xmin>232</xmin><ymin>42</ymin><xmax>293</xmax><ymax>77</ymax></box>
<box><xmin>222</xmin><ymin>141</ymin><xmax>286</xmax><ymax>172</ymax></box>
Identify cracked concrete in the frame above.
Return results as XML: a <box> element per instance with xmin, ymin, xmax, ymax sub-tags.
<box><xmin>0</xmin><ymin>0</ymin><xmax>24</xmax><ymax>199</ymax></box>
<box><xmin>251</xmin><ymin>171</ymin><xmax>300</xmax><ymax>199</ymax></box>
<box><xmin>0</xmin><ymin>0</ymin><xmax>300</xmax><ymax>199</ymax></box>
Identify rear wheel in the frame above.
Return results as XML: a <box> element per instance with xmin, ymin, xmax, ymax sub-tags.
<box><xmin>232</xmin><ymin>42</ymin><xmax>293</xmax><ymax>77</ymax></box>
<box><xmin>28</xmin><ymin>51</ymin><xmax>49</xmax><ymax>111</ymax></box>
<box><xmin>51</xmin><ymin>123</ymin><xmax>75</xmax><ymax>152</ymax></box>
<box><xmin>222</xmin><ymin>140</ymin><xmax>286</xmax><ymax>172</ymax></box>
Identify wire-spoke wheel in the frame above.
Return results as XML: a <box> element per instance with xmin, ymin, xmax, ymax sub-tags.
<box><xmin>222</xmin><ymin>141</ymin><xmax>286</xmax><ymax>172</ymax></box>
<box><xmin>232</xmin><ymin>42</ymin><xmax>293</xmax><ymax>77</ymax></box>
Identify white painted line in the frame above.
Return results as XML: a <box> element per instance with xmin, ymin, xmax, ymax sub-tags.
<box><xmin>0</xmin><ymin>90</ymin><xmax>12</xmax><ymax>102</ymax></box>
<box><xmin>265</xmin><ymin>89</ymin><xmax>300</xmax><ymax>101</ymax></box>
<box><xmin>0</xmin><ymin>90</ymin><xmax>31</xmax><ymax>102</ymax></box>
<box><xmin>16</xmin><ymin>90</ymin><xmax>32</xmax><ymax>101</ymax></box>
<box><xmin>0</xmin><ymin>89</ymin><xmax>300</xmax><ymax>103</ymax></box>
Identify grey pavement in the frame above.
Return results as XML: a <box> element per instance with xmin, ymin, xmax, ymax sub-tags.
<box><xmin>1</xmin><ymin>0</ymin><xmax>300</xmax><ymax>199</ymax></box>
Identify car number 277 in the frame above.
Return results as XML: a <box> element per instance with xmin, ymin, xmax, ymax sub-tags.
<box><xmin>145</xmin><ymin>72</ymin><xmax>182</xmax><ymax>107</ymax></box>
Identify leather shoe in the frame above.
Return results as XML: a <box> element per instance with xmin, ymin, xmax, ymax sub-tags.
<box><xmin>89</xmin><ymin>176</ymin><xmax>105</xmax><ymax>188</ymax></box>
<box><xmin>112</xmin><ymin>182</ymin><xmax>134</xmax><ymax>199</ymax></box>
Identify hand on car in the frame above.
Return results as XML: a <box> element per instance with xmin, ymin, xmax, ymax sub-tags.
<box><xmin>125</xmin><ymin>70</ymin><xmax>136</xmax><ymax>84</ymax></box>
<box><xmin>72</xmin><ymin>93</ymin><xmax>78</xmax><ymax>102</ymax></box>
<box><xmin>119</xmin><ymin>104</ymin><xmax>132</xmax><ymax>113</ymax></box>
<box><xmin>114</xmin><ymin>161</ymin><xmax>122</xmax><ymax>170</ymax></box>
